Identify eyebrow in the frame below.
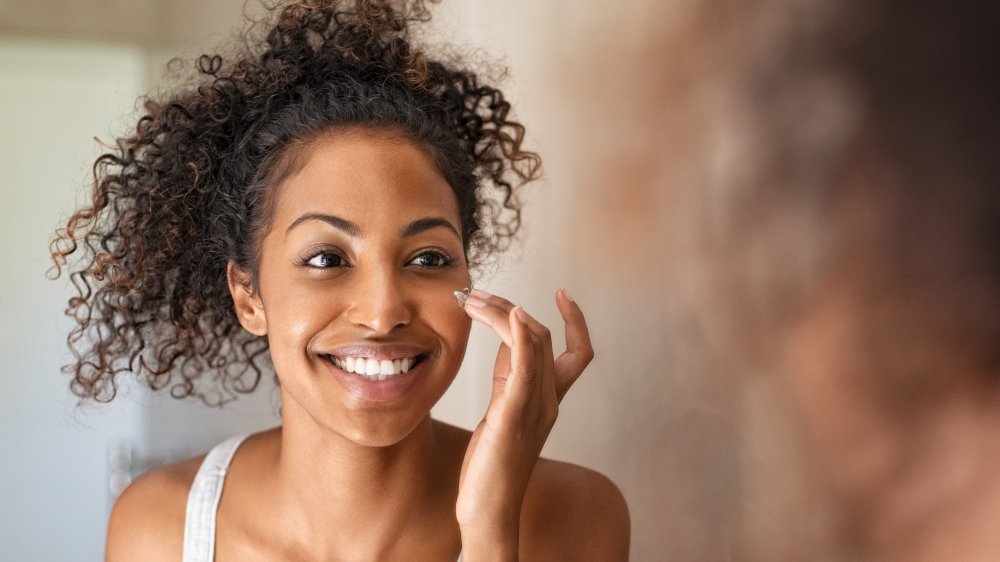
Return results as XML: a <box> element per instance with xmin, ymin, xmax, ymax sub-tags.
<box><xmin>285</xmin><ymin>213</ymin><xmax>361</xmax><ymax>238</ymax></box>
<box><xmin>284</xmin><ymin>213</ymin><xmax>461</xmax><ymax>241</ymax></box>
<box><xmin>400</xmin><ymin>217</ymin><xmax>461</xmax><ymax>240</ymax></box>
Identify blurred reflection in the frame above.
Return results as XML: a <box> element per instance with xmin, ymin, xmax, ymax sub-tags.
<box><xmin>702</xmin><ymin>0</ymin><xmax>1000</xmax><ymax>559</ymax></box>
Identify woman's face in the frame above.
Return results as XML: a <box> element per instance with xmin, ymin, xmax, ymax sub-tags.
<box><xmin>238</xmin><ymin>129</ymin><xmax>472</xmax><ymax>446</ymax></box>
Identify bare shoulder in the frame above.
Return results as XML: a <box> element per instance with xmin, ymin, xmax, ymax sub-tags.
<box><xmin>521</xmin><ymin>458</ymin><xmax>631</xmax><ymax>561</ymax></box>
<box><xmin>105</xmin><ymin>455</ymin><xmax>204</xmax><ymax>562</ymax></box>
<box><xmin>430</xmin><ymin>420</ymin><xmax>630</xmax><ymax>558</ymax></box>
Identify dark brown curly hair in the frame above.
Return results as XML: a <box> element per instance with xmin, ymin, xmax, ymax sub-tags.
<box><xmin>49</xmin><ymin>0</ymin><xmax>541</xmax><ymax>405</ymax></box>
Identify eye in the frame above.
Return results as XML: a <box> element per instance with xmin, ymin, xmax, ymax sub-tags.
<box><xmin>304</xmin><ymin>252</ymin><xmax>345</xmax><ymax>268</ymax></box>
<box><xmin>408</xmin><ymin>250</ymin><xmax>453</xmax><ymax>268</ymax></box>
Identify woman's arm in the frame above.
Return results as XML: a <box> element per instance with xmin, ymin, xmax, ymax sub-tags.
<box><xmin>456</xmin><ymin>288</ymin><xmax>629</xmax><ymax>560</ymax></box>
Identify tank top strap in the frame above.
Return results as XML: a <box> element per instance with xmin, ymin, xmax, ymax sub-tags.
<box><xmin>181</xmin><ymin>433</ymin><xmax>252</xmax><ymax>562</ymax></box>
<box><xmin>180</xmin><ymin>431</ymin><xmax>463</xmax><ymax>562</ymax></box>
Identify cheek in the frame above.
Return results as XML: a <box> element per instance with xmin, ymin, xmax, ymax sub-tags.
<box><xmin>421</xmin><ymin>289</ymin><xmax>472</xmax><ymax>357</ymax></box>
<box><xmin>262</xmin><ymin>278</ymin><xmax>345</xmax><ymax>357</ymax></box>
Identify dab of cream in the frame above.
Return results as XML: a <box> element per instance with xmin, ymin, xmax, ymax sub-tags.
<box><xmin>453</xmin><ymin>287</ymin><xmax>471</xmax><ymax>308</ymax></box>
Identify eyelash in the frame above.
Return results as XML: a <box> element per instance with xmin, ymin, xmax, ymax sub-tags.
<box><xmin>406</xmin><ymin>249</ymin><xmax>456</xmax><ymax>269</ymax></box>
<box><xmin>296</xmin><ymin>248</ymin><xmax>457</xmax><ymax>270</ymax></box>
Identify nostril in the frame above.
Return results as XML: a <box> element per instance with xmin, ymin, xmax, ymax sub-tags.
<box><xmin>345</xmin><ymin>299</ymin><xmax>412</xmax><ymax>334</ymax></box>
<box><xmin>351</xmin><ymin>316</ymin><xmax>410</xmax><ymax>335</ymax></box>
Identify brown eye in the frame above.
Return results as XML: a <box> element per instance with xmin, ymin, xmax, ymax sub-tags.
<box><xmin>306</xmin><ymin>252</ymin><xmax>344</xmax><ymax>268</ymax></box>
<box><xmin>408</xmin><ymin>251</ymin><xmax>450</xmax><ymax>268</ymax></box>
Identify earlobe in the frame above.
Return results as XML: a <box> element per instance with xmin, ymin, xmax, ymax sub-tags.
<box><xmin>227</xmin><ymin>261</ymin><xmax>267</xmax><ymax>336</ymax></box>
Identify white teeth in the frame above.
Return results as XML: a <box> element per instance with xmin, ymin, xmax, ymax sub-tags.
<box><xmin>329</xmin><ymin>355</ymin><xmax>420</xmax><ymax>381</ymax></box>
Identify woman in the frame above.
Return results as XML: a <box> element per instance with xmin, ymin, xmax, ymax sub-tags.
<box><xmin>49</xmin><ymin>1</ymin><xmax>630</xmax><ymax>560</ymax></box>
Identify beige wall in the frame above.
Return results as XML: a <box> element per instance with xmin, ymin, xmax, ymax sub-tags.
<box><xmin>440</xmin><ymin>3</ymin><xmax>747</xmax><ymax>559</ymax></box>
<box><xmin>0</xmin><ymin>0</ymin><xmax>249</xmax><ymax>47</ymax></box>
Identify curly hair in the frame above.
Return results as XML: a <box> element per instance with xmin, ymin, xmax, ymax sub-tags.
<box><xmin>48</xmin><ymin>0</ymin><xmax>541</xmax><ymax>405</ymax></box>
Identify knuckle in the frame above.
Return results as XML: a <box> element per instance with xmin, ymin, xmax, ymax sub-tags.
<box><xmin>543</xmin><ymin>408</ymin><xmax>558</xmax><ymax>429</ymax></box>
<box><xmin>492</xmin><ymin>294</ymin><xmax>514</xmax><ymax>308</ymax></box>
<box><xmin>514</xmin><ymin>363</ymin><xmax>535</xmax><ymax>381</ymax></box>
<box><xmin>546</xmin><ymin>395</ymin><xmax>559</xmax><ymax>414</ymax></box>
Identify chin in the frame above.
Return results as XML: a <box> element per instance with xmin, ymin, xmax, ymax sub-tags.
<box><xmin>335</xmin><ymin>410</ymin><xmax>432</xmax><ymax>448</ymax></box>
<box><xmin>275</xmin><ymin>351</ymin><xmax>456</xmax><ymax>447</ymax></box>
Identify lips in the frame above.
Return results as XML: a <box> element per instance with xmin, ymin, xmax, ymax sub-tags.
<box><xmin>316</xmin><ymin>342</ymin><xmax>433</xmax><ymax>400</ymax></box>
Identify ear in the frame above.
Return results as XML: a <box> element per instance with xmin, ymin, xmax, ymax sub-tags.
<box><xmin>227</xmin><ymin>261</ymin><xmax>267</xmax><ymax>336</ymax></box>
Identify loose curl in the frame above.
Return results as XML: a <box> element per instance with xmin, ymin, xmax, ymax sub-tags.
<box><xmin>49</xmin><ymin>0</ymin><xmax>541</xmax><ymax>405</ymax></box>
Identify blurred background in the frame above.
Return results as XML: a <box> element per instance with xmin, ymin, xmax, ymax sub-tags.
<box><xmin>5</xmin><ymin>0</ymin><xmax>996</xmax><ymax>561</ymax></box>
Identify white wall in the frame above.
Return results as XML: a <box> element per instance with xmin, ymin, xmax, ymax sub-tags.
<box><xmin>0</xmin><ymin>39</ymin><xmax>147</xmax><ymax>560</ymax></box>
<box><xmin>0</xmin><ymin>38</ymin><xmax>283</xmax><ymax>561</ymax></box>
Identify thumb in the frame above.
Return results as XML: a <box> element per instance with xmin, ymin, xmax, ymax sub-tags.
<box><xmin>487</xmin><ymin>342</ymin><xmax>512</xmax><ymax>415</ymax></box>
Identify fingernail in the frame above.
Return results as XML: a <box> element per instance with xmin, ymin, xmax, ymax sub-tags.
<box><xmin>561</xmin><ymin>288</ymin><xmax>575</xmax><ymax>302</ymax></box>
<box><xmin>515</xmin><ymin>306</ymin><xmax>528</xmax><ymax>321</ymax></box>
<box><xmin>470</xmin><ymin>288</ymin><xmax>490</xmax><ymax>299</ymax></box>
<box><xmin>453</xmin><ymin>290</ymin><xmax>469</xmax><ymax>309</ymax></box>
<box><xmin>464</xmin><ymin>294</ymin><xmax>487</xmax><ymax>308</ymax></box>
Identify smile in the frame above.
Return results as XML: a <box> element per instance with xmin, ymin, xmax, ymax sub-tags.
<box><xmin>323</xmin><ymin>354</ymin><xmax>427</xmax><ymax>381</ymax></box>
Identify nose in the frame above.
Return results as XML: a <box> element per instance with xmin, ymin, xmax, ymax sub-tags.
<box><xmin>344</xmin><ymin>266</ymin><xmax>412</xmax><ymax>335</ymax></box>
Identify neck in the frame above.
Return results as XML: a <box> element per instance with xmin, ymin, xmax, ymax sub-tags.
<box><xmin>266</xmin><ymin>392</ymin><xmax>460</xmax><ymax>557</ymax></box>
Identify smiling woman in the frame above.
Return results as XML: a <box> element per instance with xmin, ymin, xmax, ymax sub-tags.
<box><xmin>235</xmin><ymin>131</ymin><xmax>475</xmax><ymax>445</ymax></box>
<box><xmin>48</xmin><ymin>1</ymin><xmax>628</xmax><ymax>560</ymax></box>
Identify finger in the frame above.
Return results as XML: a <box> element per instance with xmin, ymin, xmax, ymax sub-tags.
<box><xmin>472</xmin><ymin>290</ymin><xmax>551</xmax><ymax>353</ymax></box>
<box><xmin>486</xmin><ymin>341</ymin><xmax>512</xmax><ymax>415</ymax></box>
<box><xmin>462</xmin><ymin>289</ymin><xmax>521</xmax><ymax>347</ymax></box>
<box><xmin>553</xmin><ymin>288</ymin><xmax>595</xmax><ymax>400</ymax></box>
<box><xmin>511</xmin><ymin>305</ymin><xmax>557</xmax><ymax>399</ymax></box>
<box><xmin>469</xmin><ymin>289</ymin><xmax>515</xmax><ymax>314</ymax></box>
<box><xmin>463</xmin><ymin>297</ymin><xmax>514</xmax><ymax>347</ymax></box>
<box><xmin>506</xmin><ymin>305</ymin><xmax>537</xmax><ymax>403</ymax></box>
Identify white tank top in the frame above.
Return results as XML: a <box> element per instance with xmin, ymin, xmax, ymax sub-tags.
<box><xmin>181</xmin><ymin>433</ymin><xmax>463</xmax><ymax>561</ymax></box>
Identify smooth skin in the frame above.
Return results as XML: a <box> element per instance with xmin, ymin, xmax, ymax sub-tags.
<box><xmin>105</xmin><ymin>129</ymin><xmax>629</xmax><ymax>561</ymax></box>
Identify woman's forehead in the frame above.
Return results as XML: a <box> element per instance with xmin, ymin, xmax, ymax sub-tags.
<box><xmin>272</xmin><ymin>130</ymin><xmax>461</xmax><ymax>230</ymax></box>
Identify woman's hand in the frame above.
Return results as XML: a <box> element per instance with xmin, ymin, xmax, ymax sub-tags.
<box><xmin>455</xmin><ymin>288</ymin><xmax>594</xmax><ymax>560</ymax></box>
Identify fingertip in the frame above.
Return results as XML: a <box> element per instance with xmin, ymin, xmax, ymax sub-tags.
<box><xmin>509</xmin><ymin>306</ymin><xmax>529</xmax><ymax>338</ymax></box>
<box><xmin>514</xmin><ymin>305</ymin><xmax>529</xmax><ymax>322</ymax></box>
<box><xmin>508</xmin><ymin>305</ymin><xmax>521</xmax><ymax>330</ymax></box>
<box><xmin>556</xmin><ymin>288</ymin><xmax>581</xmax><ymax>317</ymax></box>
<box><xmin>557</xmin><ymin>287</ymin><xmax>577</xmax><ymax>307</ymax></box>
